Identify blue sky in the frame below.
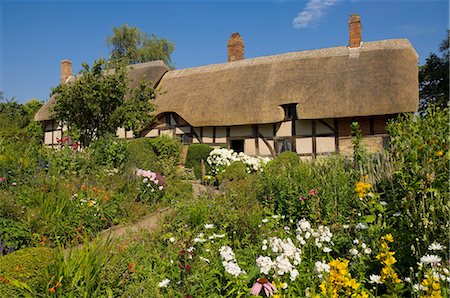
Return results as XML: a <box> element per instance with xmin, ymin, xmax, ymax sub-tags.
<box><xmin>1</xmin><ymin>0</ymin><xmax>448</xmax><ymax>103</ymax></box>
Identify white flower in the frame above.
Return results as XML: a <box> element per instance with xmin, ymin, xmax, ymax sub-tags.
<box><xmin>158</xmin><ymin>278</ymin><xmax>170</xmax><ymax>288</ymax></box>
<box><xmin>187</xmin><ymin>246</ymin><xmax>195</xmax><ymax>252</ymax></box>
<box><xmin>262</xmin><ymin>218</ymin><xmax>269</xmax><ymax>223</ymax></box>
<box><xmin>355</xmin><ymin>223</ymin><xmax>368</xmax><ymax>230</ymax></box>
<box><xmin>262</xmin><ymin>239</ymin><xmax>268</xmax><ymax>245</ymax></box>
<box><xmin>380</xmin><ymin>201</ymin><xmax>387</xmax><ymax>206</ymax></box>
<box><xmin>199</xmin><ymin>256</ymin><xmax>210</xmax><ymax>263</ymax></box>
<box><xmin>262</xmin><ymin>245</ymin><xmax>267</xmax><ymax>251</ymax></box>
<box><xmin>219</xmin><ymin>246</ymin><xmax>236</xmax><ymax>262</ymax></box>
<box><xmin>272</xmin><ymin>215</ymin><xmax>279</xmax><ymax>219</ymax></box>
<box><xmin>223</xmin><ymin>261</ymin><xmax>245</xmax><ymax>277</ymax></box>
<box><xmin>353</xmin><ymin>239</ymin><xmax>359</xmax><ymax>244</ymax></box>
<box><xmin>364</xmin><ymin>248</ymin><xmax>372</xmax><ymax>254</ymax></box>
<box><xmin>204</xmin><ymin>223</ymin><xmax>215</xmax><ymax>229</ymax></box>
<box><xmin>342</xmin><ymin>224</ymin><xmax>350</xmax><ymax>229</ymax></box>
<box><xmin>256</xmin><ymin>256</ymin><xmax>274</xmax><ymax>275</ymax></box>
<box><xmin>420</xmin><ymin>254</ymin><xmax>442</xmax><ymax>265</ymax></box>
<box><xmin>349</xmin><ymin>248</ymin><xmax>359</xmax><ymax>256</ymax></box>
<box><xmin>323</xmin><ymin>247</ymin><xmax>332</xmax><ymax>253</ymax></box>
<box><xmin>194</xmin><ymin>237</ymin><xmax>206</xmax><ymax>243</ymax></box>
<box><xmin>369</xmin><ymin>274</ymin><xmax>382</xmax><ymax>284</ymax></box>
<box><xmin>315</xmin><ymin>261</ymin><xmax>330</xmax><ymax>274</ymax></box>
<box><xmin>393</xmin><ymin>212</ymin><xmax>401</xmax><ymax>217</ymax></box>
<box><xmin>290</xmin><ymin>268</ymin><xmax>299</xmax><ymax>281</ymax></box>
<box><xmin>428</xmin><ymin>242</ymin><xmax>445</xmax><ymax>251</ymax></box>
<box><xmin>169</xmin><ymin>237</ymin><xmax>175</xmax><ymax>243</ymax></box>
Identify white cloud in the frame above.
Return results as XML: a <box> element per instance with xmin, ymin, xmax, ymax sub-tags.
<box><xmin>293</xmin><ymin>0</ymin><xmax>338</xmax><ymax>29</ymax></box>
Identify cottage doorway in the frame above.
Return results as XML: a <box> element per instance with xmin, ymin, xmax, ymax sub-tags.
<box><xmin>230</xmin><ymin>139</ymin><xmax>244</xmax><ymax>153</ymax></box>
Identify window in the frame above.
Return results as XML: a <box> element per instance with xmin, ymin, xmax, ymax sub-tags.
<box><xmin>230</xmin><ymin>139</ymin><xmax>244</xmax><ymax>153</ymax></box>
<box><xmin>281</xmin><ymin>104</ymin><xmax>298</xmax><ymax>120</ymax></box>
<box><xmin>276</xmin><ymin>138</ymin><xmax>293</xmax><ymax>154</ymax></box>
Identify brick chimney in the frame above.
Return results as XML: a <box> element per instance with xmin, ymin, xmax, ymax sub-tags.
<box><xmin>60</xmin><ymin>59</ymin><xmax>72</xmax><ymax>84</ymax></box>
<box><xmin>348</xmin><ymin>14</ymin><xmax>362</xmax><ymax>48</ymax></box>
<box><xmin>227</xmin><ymin>32</ymin><xmax>244</xmax><ymax>62</ymax></box>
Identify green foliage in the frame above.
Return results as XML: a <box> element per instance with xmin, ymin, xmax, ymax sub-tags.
<box><xmin>384</xmin><ymin>107</ymin><xmax>449</xmax><ymax>269</ymax></box>
<box><xmin>89</xmin><ymin>135</ymin><xmax>127</xmax><ymax>170</ymax></box>
<box><xmin>261</xmin><ymin>154</ymin><xmax>356</xmax><ymax>223</ymax></box>
<box><xmin>111</xmin><ymin>80</ymin><xmax>157</xmax><ymax>136</ymax></box>
<box><xmin>419</xmin><ymin>30</ymin><xmax>449</xmax><ymax>113</ymax></box>
<box><xmin>185</xmin><ymin>144</ymin><xmax>213</xmax><ymax>179</ymax></box>
<box><xmin>148</xmin><ymin>135</ymin><xmax>183</xmax><ymax>175</ymax></box>
<box><xmin>51</xmin><ymin>59</ymin><xmax>128</xmax><ymax>146</ymax></box>
<box><xmin>351</xmin><ymin>121</ymin><xmax>368</xmax><ymax>169</ymax></box>
<box><xmin>107</xmin><ymin>24</ymin><xmax>175</xmax><ymax>67</ymax></box>
<box><xmin>217</xmin><ymin>161</ymin><xmax>248</xmax><ymax>185</ymax></box>
<box><xmin>125</xmin><ymin>138</ymin><xmax>159</xmax><ymax>171</ymax></box>
<box><xmin>51</xmin><ymin>60</ymin><xmax>157</xmax><ymax>147</ymax></box>
<box><xmin>0</xmin><ymin>247</ymin><xmax>54</xmax><ymax>296</ymax></box>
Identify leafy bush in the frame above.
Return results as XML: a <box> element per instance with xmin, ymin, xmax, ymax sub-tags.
<box><xmin>125</xmin><ymin>138</ymin><xmax>159</xmax><ymax>171</ymax></box>
<box><xmin>217</xmin><ymin>160</ymin><xmax>249</xmax><ymax>185</ymax></box>
<box><xmin>0</xmin><ymin>247</ymin><xmax>54</xmax><ymax>296</ymax></box>
<box><xmin>89</xmin><ymin>135</ymin><xmax>127</xmax><ymax>170</ymax></box>
<box><xmin>148</xmin><ymin>135</ymin><xmax>182</xmax><ymax>161</ymax></box>
<box><xmin>383</xmin><ymin>107</ymin><xmax>449</xmax><ymax>269</ymax></box>
<box><xmin>185</xmin><ymin>144</ymin><xmax>213</xmax><ymax>179</ymax></box>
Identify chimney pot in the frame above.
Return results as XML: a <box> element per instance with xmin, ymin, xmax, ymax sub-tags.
<box><xmin>227</xmin><ymin>32</ymin><xmax>244</xmax><ymax>62</ymax></box>
<box><xmin>60</xmin><ymin>59</ymin><xmax>72</xmax><ymax>84</ymax></box>
<box><xmin>348</xmin><ymin>14</ymin><xmax>362</xmax><ymax>48</ymax></box>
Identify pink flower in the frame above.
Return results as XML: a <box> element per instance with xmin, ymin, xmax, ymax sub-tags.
<box><xmin>299</xmin><ymin>195</ymin><xmax>307</xmax><ymax>201</ymax></box>
<box><xmin>250</xmin><ymin>278</ymin><xmax>277</xmax><ymax>296</ymax></box>
<box><xmin>308</xmin><ymin>189</ymin><xmax>318</xmax><ymax>196</ymax></box>
<box><xmin>0</xmin><ymin>177</ymin><xmax>5</xmax><ymax>182</ymax></box>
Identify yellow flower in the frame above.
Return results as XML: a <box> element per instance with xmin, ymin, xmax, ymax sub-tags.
<box><xmin>432</xmin><ymin>282</ymin><xmax>440</xmax><ymax>291</ymax></box>
<box><xmin>436</xmin><ymin>150</ymin><xmax>443</xmax><ymax>157</ymax></box>
<box><xmin>383</xmin><ymin>256</ymin><xmax>397</xmax><ymax>266</ymax></box>
<box><xmin>384</xmin><ymin>234</ymin><xmax>394</xmax><ymax>242</ymax></box>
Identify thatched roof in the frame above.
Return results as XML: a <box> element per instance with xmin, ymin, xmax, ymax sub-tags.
<box><xmin>155</xmin><ymin>38</ymin><xmax>418</xmax><ymax>127</ymax></box>
<box><xmin>34</xmin><ymin>60</ymin><xmax>169</xmax><ymax>121</ymax></box>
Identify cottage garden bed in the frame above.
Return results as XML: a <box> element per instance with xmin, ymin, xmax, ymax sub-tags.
<box><xmin>0</xmin><ymin>108</ymin><xmax>449</xmax><ymax>297</ymax></box>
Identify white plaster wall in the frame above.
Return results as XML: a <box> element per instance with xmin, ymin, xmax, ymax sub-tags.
<box><xmin>296</xmin><ymin>138</ymin><xmax>312</xmax><ymax>154</ymax></box>
<box><xmin>276</xmin><ymin>121</ymin><xmax>292</xmax><ymax>137</ymax></box>
<box><xmin>144</xmin><ymin>129</ymin><xmax>159</xmax><ymax>137</ymax></box>
<box><xmin>258</xmin><ymin>139</ymin><xmax>274</xmax><ymax>156</ymax></box>
<box><xmin>244</xmin><ymin>139</ymin><xmax>256</xmax><ymax>156</ymax></box>
<box><xmin>202</xmin><ymin>127</ymin><xmax>213</xmax><ymax>143</ymax></box>
<box><xmin>215</xmin><ymin>127</ymin><xmax>227</xmax><ymax>143</ymax></box>
<box><xmin>316</xmin><ymin>137</ymin><xmax>335</xmax><ymax>153</ymax></box>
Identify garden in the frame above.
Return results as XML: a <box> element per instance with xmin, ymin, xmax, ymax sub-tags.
<box><xmin>0</xmin><ymin>104</ymin><xmax>448</xmax><ymax>297</ymax></box>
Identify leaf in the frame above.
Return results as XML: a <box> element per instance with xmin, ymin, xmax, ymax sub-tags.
<box><xmin>360</xmin><ymin>215</ymin><xmax>376</xmax><ymax>223</ymax></box>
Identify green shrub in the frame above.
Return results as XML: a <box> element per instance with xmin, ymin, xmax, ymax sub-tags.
<box><xmin>185</xmin><ymin>144</ymin><xmax>213</xmax><ymax>179</ymax></box>
<box><xmin>89</xmin><ymin>135</ymin><xmax>127</xmax><ymax>170</ymax></box>
<box><xmin>0</xmin><ymin>219</ymin><xmax>31</xmax><ymax>255</ymax></box>
<box><xmin>383</xmin><ymin>107</ymin><xmax>449</xmax><ymax>270</ymax></box>
<box><xmin>125</xmin><ymin>138</ymin><xmax>159</xmax><ymax>171</ymax></box>
<box><xmin>217</xmin><ymin>160</ymin><xmax>248</xmax><ymax>185</ymax></box>
<box><xmin>148</xmin><ymin>135</ymin><xmax>182</xmax><ymax>161</ymax></box>
<box><xmin>0</xmin><ymin>247</ymin><xmax>54</xmax><ymax>296</ymax></box>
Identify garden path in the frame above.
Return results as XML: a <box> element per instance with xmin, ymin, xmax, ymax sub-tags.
<box><xmin>98</xmin><ymin>180</ymin><xmax>217</xmax><ymax>240</ymax></box>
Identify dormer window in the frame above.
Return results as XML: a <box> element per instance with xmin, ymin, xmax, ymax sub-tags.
<box><xmin>281</xmin><ymin>104</ymin><xmax>297</xmax><ymax>120</ymax></box>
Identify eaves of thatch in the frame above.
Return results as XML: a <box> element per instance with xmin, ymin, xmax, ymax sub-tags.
<box><xmin>155</xmin><ymin>38</ymin><xmax>418</xmax><ymax>127</ymax></box>
<box><xmin>34</xmin><ymin>60</ymin><xmax>169</xmax><ymax>121</ymax></box>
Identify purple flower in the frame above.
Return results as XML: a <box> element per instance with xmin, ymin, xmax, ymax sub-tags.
<box><xmin>250</xmin><ymin>278</ymin><xmax>277</xmax><ymax>296</ymax></box>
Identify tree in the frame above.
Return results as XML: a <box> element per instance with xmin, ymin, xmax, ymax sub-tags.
<box><xmin>51</xmin><ymin>59</ymin><xmax>156</xmax><ymax>147</ymax></box>
<box><xmin>107</xmin><ymin>24</ymin><xmax>175</xmax><ymax>67</ymax></box>
<box><xmin>419</xmin><ymin>31</ymin><xmax>449</xmax><ymax>113</ymax></box>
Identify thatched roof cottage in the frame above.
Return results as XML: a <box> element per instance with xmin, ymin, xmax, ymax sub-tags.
<box><xmin>35</xmin><ymin>14</ymin><xmax>418</xmax><ymax>157</ymax></box>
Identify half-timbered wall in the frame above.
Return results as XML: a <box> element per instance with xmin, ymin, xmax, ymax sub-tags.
<box><xmin>40</xmin><ymin>112</ymin><xmax>392</xmax><ymax>157</ymax></box>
